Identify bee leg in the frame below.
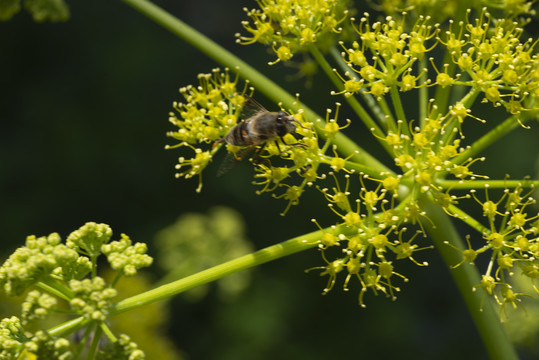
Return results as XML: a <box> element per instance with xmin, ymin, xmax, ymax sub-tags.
<box><xmin>293</xmin><ymin>119</ymin><xmax>310</xmax><ymax>130</ymax></box>
<box><xmin>280</xmin><ymin>135</ymin><xmax>307</xmax><ymax>149</ymax></box>
<box><xmin>274</xmin><ymin>140</ymin><xmax>282</xmax><ymax>154</ymax></box>
<box><xmin>236</xmin><ymin>145</ymin><xmax>257</xmax><ymax>161</ymax></box>
<box><xmin>252</xmin><ymin>157</ymin><xmax>272</xmax><ymax>168</ymax></box>
<box><xmin>251</xmin><ymin>143</ymin><xmax>272</xmax><ymax>167</ymax></box>
<box><xmin>212</xmin><ymin>137</ymin><xmax>225</xmax><ymax>149</ymax></box>
<box><xmin>253</xmin><ymin>142</ymin><xmax>268</xmax><ymax>158</ymax></box>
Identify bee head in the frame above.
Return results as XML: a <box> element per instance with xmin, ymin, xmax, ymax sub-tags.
<box><xmin>276</xmin><ymin>111</ymin><xmax>298</xmax><ymax>136</ymax></box>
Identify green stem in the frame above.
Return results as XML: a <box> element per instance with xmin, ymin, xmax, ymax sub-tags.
<box><xmin>120</xmin><ymin>0</ymin><xmax>389</xmax><ymax>172</ymax></box>
<box><xmin>48</xmin><ymin>316</ymin><xmax>87</xmax><ymax>337</ymax></box>
<box><xmin>37</xmin><ymin>277</ymin><xmax>74</xmax><ymax>301</ymax></box>
<box><xmin>375</xmin><ymin>96</ymin><xmax>397</xmax><ymax>132</ymax></box>
<box><xmin>72</xmin><ymin>321</ymin><xmax>94</xmax><ymax>359</ymax></box>
<box><xmin>311</xmin><ymin>46</ymin><xmax>382</xmax><ymax>136</ymax></box>
<box><xmin>452</xmin><ymin>113</ymin><xmax>529</xmax><ymax>166</ymax></box>
<box><xmin>432</xmin><ymin>55</ymin><xmax>456</xmax><ymax>118</ymax></box>
<box><xmin>446</xmin><ymin>204</ymin><xmax>490</xmax><ymax>235</ymax></box>
<box><xmin>100</xmin><ymin>322</ymin><xmax>117</xmax><ymax>342</ymax></box>
<box><xmin>420</xmin><ymin>197</ymin><xmax>518</xmax><ymax>360</ymax></box>
<box><xmin>389</xmin><ymin>85</ymin><xmax>407</xmax><ymax>125</ymax></box>
<box><xmin>418</xmin><ymin>55</ymin><xmax>428</xmax><ymax>128</ymax></box>
<box><xmin>311</xmin><ymin>46</ymin><xmax>397</xmax><ymax>160</ymax></box>
<box><xmin>111</xmin><ymin>230</ymin><xmax>322</xmax><ymax>315</ymax></box>
<box><xmin>388</xmin><ymin>85</ymin><xmax>412</xmax><ymax>140</ymax></box>
<box><xmin>459</xmin><ymin>87</ymin><xmax>480</xmax><ymax>109</ymax></box>
<box><xmin>438</xmin><ymin>179</ymin><xmax>539</xmax><ymax>190</ymax></box>
<box><xmin>87</xmin><ymin>324</ymin><xmax>102</xmax><ymax>360</ymax></box>
<box><xmin>328</xmin><ymin>46</ymin><xmax>387</xmax><ymax>128</ymax></box>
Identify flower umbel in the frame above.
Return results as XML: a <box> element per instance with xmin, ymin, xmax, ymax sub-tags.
<box><xmin>167</xmin><ymin>68</ymin><xmax>323</xmax><ymax>209</ymax></box>
<box><xmin>237</xmin><ymin>0</ymin><xmax>349</xmax><ymax>64</ymax></box>
<box><xmin>0</xmin><ymin>223</ymin><xmax>152</xmax><ymax>359</ymax></box>
<box><xmin>457</xmin><ymin>185</ymin><xmax>539</xmax><ymax>316</ymax></box>
<box><xmin>166</xmin><ymin>68</ymin><xmax>249</xmax><ymax>192</ymax></box>
<box><xmin>168</xmin><ymin>2</ymin><xmax>539</xmax><ymax>313</ymax></box>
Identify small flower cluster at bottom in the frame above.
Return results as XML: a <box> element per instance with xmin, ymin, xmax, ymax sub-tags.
<box><xmin>0</xmin><ymin>222</ymin><xmax>152</xmax><ymax>359</ymax></box>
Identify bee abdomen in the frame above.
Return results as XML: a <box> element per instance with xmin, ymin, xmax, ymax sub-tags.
<box><xmin>226</xmin><ymin>121</ymin><xmax>257</xmax><ymax>146</ymax></box>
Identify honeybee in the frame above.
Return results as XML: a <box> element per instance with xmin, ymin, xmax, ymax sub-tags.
<box><xmin>215</xmin><ymin>97</ymin><xmax>308</xmax><ymax>175</ymax></box>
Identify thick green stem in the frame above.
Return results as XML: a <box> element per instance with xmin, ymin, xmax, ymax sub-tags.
<box><xmin>87</xmin><ymin>324</ymin><xmax>102</xmax><ymax>359</ymax></box>
<box><xmin>48</xmin><ymin>316</ymin><xmax>87</xmax><ymax>337</ymax></box>
<box><xmin>120</xmin><ymin>0</ymin><xmax>388</xmax><ymax>172</ymax></box>
<box><xmin>111</xmin><ymin>230</ymin><xmax>321</xmax><ymax>315</ymax></box>
<box><xmin>437</xmin><ymin>179</ymin><xmax>539</xmax><ymax>190</ymax></box>
<box><xmin>420</xmin><ymin>197</ymin><xmax>518</xmax><ymax>360</ymax></box>
<box><xmin>37</xmin><ymin>277</ymin><xmax>74</xmax><ymax>302</ymax></box>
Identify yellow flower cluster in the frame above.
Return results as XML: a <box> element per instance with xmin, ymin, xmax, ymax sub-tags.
<box><xmin>304</xmin><ymin>10</ymin><xmax>537</xmax><ymax>305</ymax></box>
<box><xmin>445</xmin><ymin>185</ymin><xmax>539</xmax><ymax>314</ymax></box>
<box><xmin>166</xmin><ymin>69</ymin><xmax>247</xmax><ymax>192</ymax></box>
<box><xmin>336</xmin><ymin>13</ymin><xmax>437</xmax><ymax>98</ymax></box>
<box><xmin>237</xmin><ymin>0</ymin><xmax>349</xmax><ymax>64</ymax></box>
<box><xmin>311</xmin><ymin>172</ymin><xmax>432</xmax><ymax>306</ymax></box>
<box><xmin>167</xmin><ymin>4</ymin><xmax>538</xmax><ymax>308</ymax></box>
<box><xmin>339</xmin><ymin>10</ymin><xmax>538</xmax><ymax>113</ymax></box>
<box><xmin>430</xmin><ymin>8</ymin><xmax>538</xmax><ymax>115</ymax></box>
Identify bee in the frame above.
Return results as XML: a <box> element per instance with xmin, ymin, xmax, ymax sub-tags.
<box><xmin>215</xmin><ymin>97</ymin><xmax>308</xmax><ymax>175</ymax></box>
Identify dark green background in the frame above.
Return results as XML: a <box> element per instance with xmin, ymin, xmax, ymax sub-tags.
<box><xmin>1</xmin><ymin>1</ymin><xmax>538</xmax><ymax>359</ymax></box>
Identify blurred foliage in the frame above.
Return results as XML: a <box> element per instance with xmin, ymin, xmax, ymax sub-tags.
<box><xmin>105</xmin><ymin>270</ymin><xmax>185</xmax><ymax>360</ymax></box>
<box><xmin>154</xmin><ymin>206</ymin><xmax>253</xmax><ymax>301</ymax></box>
<box><xmin>0</xmin><ymin>0</ymin><xmax>69</xmax><ymax>22</ymax></box>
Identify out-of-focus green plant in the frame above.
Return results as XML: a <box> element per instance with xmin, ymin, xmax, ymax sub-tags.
<box><xmin>0</xmin><ymin>0</ymin><xmax>69</xmax><ymax>22</ymax></box>
<box><xmin>104</xmin><ymin>270</ymin><xmax>184</xmax><ymax>360</ymax></box>
<box><xmin>154</xmin><ymin>206</ymin><xmax>253</xmax><ymax>301</ymax></box>
<box><xmin>1</xmin><ymin>0</ymin><xmax>537</xmax><ymax>359</ymax></box>
<box><xmin>0</xmin><ymin>223</ymin><xmax>152</xmax><ymax>359</ymax></box>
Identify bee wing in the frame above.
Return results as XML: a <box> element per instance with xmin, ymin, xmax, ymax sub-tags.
<box><xmin>216</xmin><ymin>146</ymin><xmax>256</xmax><ymax>177</ymax></box>
<box><xmin>238</xmin><ymin>96</ymin><xmax>268</xmax><ymax>120</ymax></box>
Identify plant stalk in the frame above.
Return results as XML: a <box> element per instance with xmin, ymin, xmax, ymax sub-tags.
<box><xmin>420</xmin><ymin>197</ymin><xmax>518</xmax><ymax>360</ymax></box>
<box><xmin>111</xmin><ymin>230</ymin><xmax>321</xmax><ymax>315</ymax></box>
